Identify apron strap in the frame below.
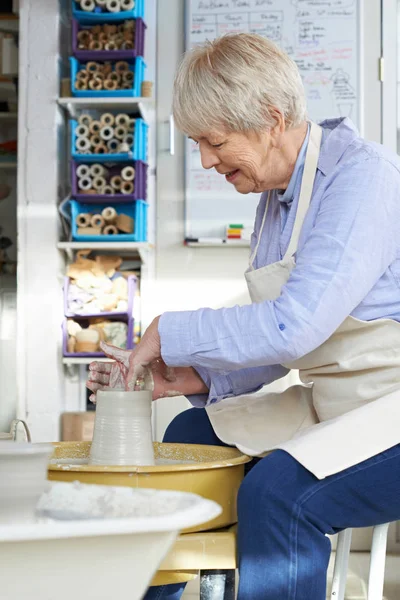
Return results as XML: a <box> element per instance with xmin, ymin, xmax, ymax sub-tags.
<box><xmin>248</xmin><ymin>190</ymin><xmax>271</xmax><ymax>267</ymax></box>
<box><xmin>283</xmin><ymin>121</ymin><xmax>322</xmax><ymax>260</ymax></box>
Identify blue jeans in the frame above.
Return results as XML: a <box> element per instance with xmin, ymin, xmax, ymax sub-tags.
<box><xmin>144</xmin><ymin>407</ymin><xmax>400</xmax><ymax>600</ymax></box>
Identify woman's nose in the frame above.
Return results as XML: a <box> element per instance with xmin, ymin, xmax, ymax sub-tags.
<box><xmin>199</xmin><ymin>143</ymin><xmax>220</xmax><ymax>170</ymax></box>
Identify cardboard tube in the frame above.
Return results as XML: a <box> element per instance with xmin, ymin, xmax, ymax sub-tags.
<box><xmin>110</xmin><ymin>176</ymin><xmax>122</xmax><ymax>191</ymax></box>
<box><xmin>120</xmin><ymin>0</ymin><xmax>134</xmax><ymax>8</ymax></box>
<box><xmin>116</xmin><ymin>213</ymin><xmax>134</xmax><ymax>233</ymax></box>
<box><xmin>80</xmin><ymin>0</ymin><xmax>96</xmax><ymax>11</ymax></box>
<box><xmin>105</xmin><ymin>41</ymin><xmax>118</xmax><ymax>51</ymax></box>
<box><xmin>93</xmin><ymin>176</ymin><xmax>107</xmax><ymax>190</ymax></box>
<box><xmin>121</xmin><ymin>41</ymin><xmax>134</xmax><ymax>50</ymax></box>
<box><xmin>77</xmin><ymin>30</ymin><xmax>91</xmax><ymax>45</ymax></box>
<box><xmin>87</xmin><ymin>61</ymin><xmax>99</xmax><ymax>73</ymax></box>
<box><xmin>76</xmin><ymin>124</ymin><xmax>90</xmax><ymax>138</ymax></box>
<box><xmin>106</xmin><ymin>0</ymin><xmax>121</xmax><ymax>12</ymax></box>
<box><xmin>108</xmin><ymin>72</ymin><xmax>120</xmax><ymax>83</ymax></box>
<box><xmin>102</xmin><ymin>185</ymin><xmax>114</xmax><ymax>195</ymax></box>
<box><xmin>94</xmin><ymin>142</ymin><xmax>107</xmax><ymax>154</ymax></box>
<box><xmin>104</xmin><ymin>79</ymin><xmax>118</xmax><ymax>91</ymax></box>
<box><xmin>100</xmin><ymin>126</ymin><xmax>114</xmax><ymax>141</ymax></box>
<box><xmin>107</xmin><ymin>139</ymin><xmax>119</xmax><ymax>152</ymax></box>
<box><xmin>76</xmin><ymin>136</ymin><xmax>91</xmax><ymax>152</ymax></box>
<box><xmin>90</xmin><ymin>214</ymin><xmax>105</xmax><ymax>228</ymax></box>
<box><xmin>89</xmin><ymin>120</ymin><xmax>102</xmax><ymax>134</ymax></box>
<box><xmin>121</xmin><ymin>166</ymin><xmax>135</xmax><ymax>181</ymax></box>
<box><xmin>118</xmin><ymin>142</ymin><xmax>130</xmax><ymax>152</ymax></box>
<box><xmin>77</xmin><ymin>177</ymin><xmax>93</xmax><ymax>191</ymax></box>
<box><xmin>114</xmin><ymin>126</ymin><xmax>127</xmax><ymax>140</ymax></box>
<box><xmin>100</xmin><ymin>113</ymin><xmax>115</xmax><ymax>127</ymax></box>
<box><xmin>123</xmin><ymin>134</ymin><xmax>134</xmax><ymax>147</ymax></box>
<box><xmin>76</xmin><ymin>213</ymin><xmax>91</xmax><ymax>227</ymax></box>
<box><xmin>122</xmin><ymin>71</ymin><xmax>134</xmax><ymax>83</ymax></box>
<box><xmin>115</xmin><ymin>61</ymin><xmax>129</xmax><ymax>74</ymax></box>
<box><xmin>103</xmin><ymin>224</ymin><xmax>118</xmax><ymax>235</ymax></box>
<box><xmin>103</xmin><ymin>62</ymin><xmax>112</xmax><ymax>77</ymax></box>
<box><xmin>120</xmin><ymin>181</ymin><xmax>134</xmax><ymax>195</ymax></box>
<box><xmin>78</xmin><ymin>114</ymin><xmax>92</xmax><ymax>127</ymax></box>
<box><xmin>89</xmin><ymin>40</ymin><xmax>103</xmax><ymax>51</ymax></box>
<box><xmin>115</xmin><ymin>113</ymin><xmax>130</xmax><ymax>127</ymax></box>
<box><xmin>89</xmin><ymin>164</ymin><xmax>107</xmax><ymax>177</ymax></box>
<box><xmin>76</xmin><ymin>164</ymin><xmax>91</xmax><ymax>178</ymax></box>
<box><xmin>75</xmin><ymin>80</ymin><xmax>88</xmax><ymax>91</ymax></box>
<box><xmin>90</xmin><ymin>134</ymin><xmax>102</xmax><ymax>147</ymax></box>
<box><xmin>89</xmin><ymin>78</ymin><xmax>103</xmax><ymax>91</ymax></box>
<box><xmin>102</xmin><ymin>207</ymin><xmax>117</xmax><ymax>222</ymax></box>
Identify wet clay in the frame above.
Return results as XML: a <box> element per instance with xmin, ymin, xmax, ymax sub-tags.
<box><xmin>89</xmin><ymin>390</ymin><xmax>155</xmax><ymax>466</ymax></box>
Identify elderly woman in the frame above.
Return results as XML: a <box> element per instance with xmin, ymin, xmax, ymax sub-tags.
<box><xmin>87</xmin><ymin>34</ymin><xmax>400</xmax><ymax>599</ymax></box>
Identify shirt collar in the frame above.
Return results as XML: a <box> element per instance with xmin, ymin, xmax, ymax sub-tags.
<box><xmin>276</xmin><ymin>123</ymin><xmax>310</xmax><ymax>205</ymax></box>
<box><xmin>317</xmin><ymin>117</ymin><xmax>360</xmax><ymax>175</ymax></box>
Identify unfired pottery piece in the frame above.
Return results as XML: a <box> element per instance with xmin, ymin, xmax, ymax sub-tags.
<box><xmin>0</xmin><ymin>442</ymin><xmax>53</xmax><ymax>524</ymax></box>
<box><xmin>89</xmin><ymin>390</ymin><xmax>155</xmax><ymax>466</ymax></box>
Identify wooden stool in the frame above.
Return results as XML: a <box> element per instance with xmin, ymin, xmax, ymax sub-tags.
<box><xmin>152</xmin><ymin>526</ymin><xmax>237</xmax><ymax>599</ymax></box>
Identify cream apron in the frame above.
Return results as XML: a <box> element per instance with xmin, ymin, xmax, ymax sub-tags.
<box><xmin>206</xmin><ymin>121</ymin><xmax>400</xmax><ymax>479</ymax></box>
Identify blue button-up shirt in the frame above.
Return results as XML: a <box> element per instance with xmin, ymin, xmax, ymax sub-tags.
<box><xmin>159</xmin><ymin>118</ymin><xmax>400</xmax><ymax>406</ymax></box>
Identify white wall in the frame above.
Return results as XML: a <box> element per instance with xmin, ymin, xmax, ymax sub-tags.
<box><xmin>17</xmin><ymin>0</ymin><xmax>65</xmax><ymax>441</ymax></box>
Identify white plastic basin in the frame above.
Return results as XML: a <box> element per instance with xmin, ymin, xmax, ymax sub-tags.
<box><xmin>0</xmin><ymin>482</ymin><xmax>221</xmax><ymax>600</ymax></box>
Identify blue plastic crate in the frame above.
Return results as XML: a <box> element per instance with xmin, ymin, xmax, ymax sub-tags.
<box><xmin>72</xmin><ymin>0</ymin><xmax>144</xmax><ymax>22</ymax></box>
<box><xmin>70</xmin><ymin>56</ymin><xmax>146</xmax><ymax>98</ymax></box>
<box><xmin>70</xmin><ymin>199</ymin><xmax>148</xmax><ymax>242</ymax></box>
<box><xmin>71</xmin><ymin>117</ymin><xmax>148</xmax><ymax>162</ymax></box>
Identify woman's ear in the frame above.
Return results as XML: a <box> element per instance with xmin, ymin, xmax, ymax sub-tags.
<box><xmin>268</xmin><ymin>107</ymin><xmax>285</xmax><ymax>147</ymax></box>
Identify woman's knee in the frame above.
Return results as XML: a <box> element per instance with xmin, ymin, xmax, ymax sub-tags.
<box><xmin>237</xmin><ymin>450</ymin><xmax>317</xmax><ymax>516</ymax></box>
<box><xmin>163</xmin><ymin>407</ymin><xmax>218</xmax><ymax>445</ymax></box>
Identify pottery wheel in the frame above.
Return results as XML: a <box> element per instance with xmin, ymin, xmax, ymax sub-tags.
<box><xmin>48</xmin><ymin>442</ymin><xmax>251</xmax><ymax>533</ymax></box>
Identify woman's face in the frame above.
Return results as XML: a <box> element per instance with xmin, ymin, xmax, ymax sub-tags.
<box><xmin>191</xmin><ymin>127</ymin><xmax>282</xmax><ymax>194</ymax></box>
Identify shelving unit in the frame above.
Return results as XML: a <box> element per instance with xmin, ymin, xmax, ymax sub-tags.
<box><xmin>62</xmin><ymin>357</ymin><xmax>112</xmax><ymax>365</ymax></box>
<box><xmin>57</xmin><ymin>241</ymin><xmax>152</xmax><ymax>263</ymax></box>
<box><xmin>57</xmin><ymin>97</ymin><xmax>154</xmax><ymax>122</ymax></box>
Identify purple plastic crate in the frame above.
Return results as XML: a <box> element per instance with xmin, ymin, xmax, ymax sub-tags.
<box><xmin>62</xmin><ymin>316</ymin><xmax>135</xmax><ymax>358</ymax></box>
<box><xmin>72</xmin><ymin>160</ymin><xmax>147</xmax><ymax>203</ymax></box>
<box><xmin>72</xmin><ymin>18</ymin><xmax>146</xmax><ymax>61</ymax></box>
<box><xmin>63</xmin><ymin>274</ymin><xmax>136</xmax><ymax>318</ymax></box>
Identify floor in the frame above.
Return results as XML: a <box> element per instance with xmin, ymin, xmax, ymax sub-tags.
<box><xmin>181</xmin><ymin>553</ymin><xmax>400</xmax><ymax>599</ymax></box>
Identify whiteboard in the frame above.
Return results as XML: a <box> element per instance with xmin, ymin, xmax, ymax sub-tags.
<box><xmin>184</xmin><ymin>0</ymin><xmax>361</xmax><ymax>240</ymax></box>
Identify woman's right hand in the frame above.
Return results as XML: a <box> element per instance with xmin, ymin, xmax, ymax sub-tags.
<box><xmin>87</xmin><ymin>342</ymin><xmax>208</xmax><ymax>402</ymax></box>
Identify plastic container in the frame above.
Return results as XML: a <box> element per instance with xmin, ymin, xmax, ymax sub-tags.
<box><xmin>63</xmin><ymin>274</ymin><xmax>136</xmax><ymax>318</ymax></box>
<box><xmin>70</xmin><ymin>56</ymin><xmax>145</xmax><ymax>98</ymax></box>
<box><xmin>62</xmin><ymin>315</ymin><xmax>134</xmax><ymax>358</ymax></box>
<box><xmin>72</xmin><ymin>160</ymin><xmax>147</xmax><ymax>202</ymax></box>
<box><xmin>70</xmin><ymin>199</ymin><xmax>148</xmax><ymax>242</ymax></box>
<box><xmin>72</xmin><ymin>0</ymin><xmax>144</xmax><ymax>22</ymax></box>
<box><xmin>71</xmin><ymin>118</ymin><xmax>148</xmax><ymax>163</ymax></box>
<box><xmin>72</xmin><ymin>18</ymin><xmax>146</xmax><ymax>61</ymax></box>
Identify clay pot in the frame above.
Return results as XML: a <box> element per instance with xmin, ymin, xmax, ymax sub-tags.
<box><xmin>0</xmin><ymin>442</ymin><xmax>53</xmax><ymax>524</ymax></box>
<box><xmin>89</xmin><ymin>390</ymin><xmax>155</xmax><ymax>466</ymax></box>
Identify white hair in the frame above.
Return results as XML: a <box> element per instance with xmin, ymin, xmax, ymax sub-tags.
<box><xmin>173</xmin><ymin>33</ymin><xmax>307</xmax><ymax>136</ymax></box>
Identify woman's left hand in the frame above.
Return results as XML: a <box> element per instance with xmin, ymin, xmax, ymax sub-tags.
<box><xmin>87</xmin><ymin>316</ymin><xmax>162</xmax><ymax>400</ymax></box>
<box><xmin>125</xmin><ymin>316</ymin><xmax>162</xmax><ymax>386</ymax></box>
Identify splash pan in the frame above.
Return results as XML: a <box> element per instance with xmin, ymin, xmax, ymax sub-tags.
<box><xmin>48</xmin><ymin>442</ymin><xmax>251</xmax><ymax>532</ymax></box>
<box><xmin>0</xmin><ymin>481</ymin><xmax>220</xmax><ymax>600</ymax></box>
